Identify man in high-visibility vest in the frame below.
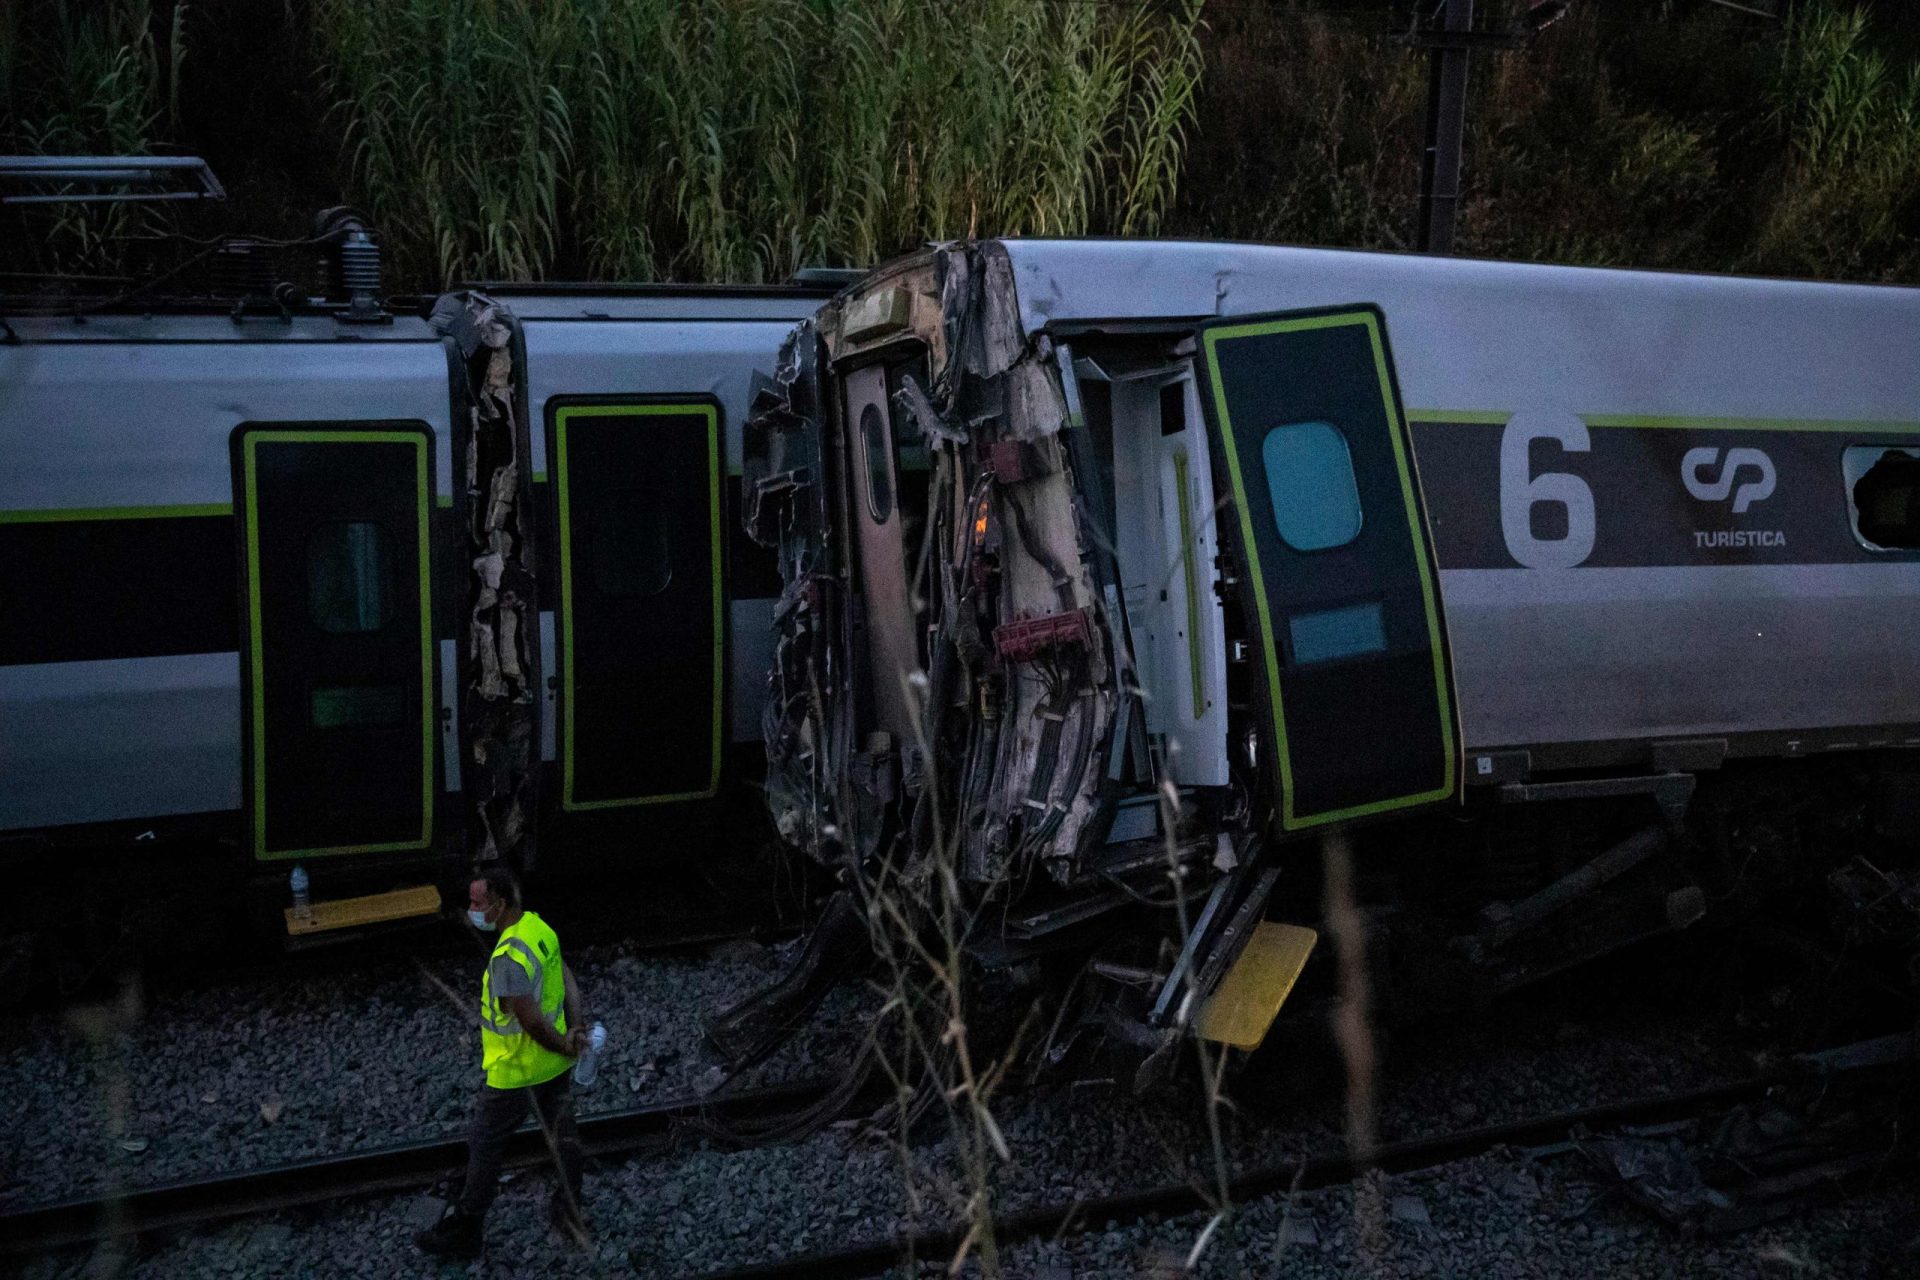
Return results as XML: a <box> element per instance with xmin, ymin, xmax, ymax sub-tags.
<box><xmin>417</xmin><ymin>863</ymin><xmax>590</xmax><ymax>1258</ymax></box>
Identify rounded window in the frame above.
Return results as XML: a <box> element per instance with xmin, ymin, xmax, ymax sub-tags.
<box><xmin>861</xmin><ymin>402</ymin><xmax>894</xmax><ymax>524</ymax></box>
<box><xmin>586</xmin><ymin>491</ymin><xmax>672</xmax><ymax>597</ymax></box>
<box><xmin>1261</xmin><ymin>421</ymin><xmax>1363</xmax><ymax>552</ymax></box>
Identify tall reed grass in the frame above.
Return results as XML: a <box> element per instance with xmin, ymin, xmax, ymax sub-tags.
<box><xmin>1749</xmin><ymin>1</ymin><xmax>1920</xmax><ymax>278</ymax></box>
<box><xmin>312</xmin><ymin>0</ymin><xmax>1207</xmax><ymax>286</ymax></box>
<box><xmin>0</xmin><ymin>0</ymin><xmax>186</xmax><ymax>275</ymax></box>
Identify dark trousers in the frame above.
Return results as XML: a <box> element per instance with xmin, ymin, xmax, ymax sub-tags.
<box><xmin>456</xmin><ymin>1072</ymin><xmax>584</xmax><ymax>1219</ymax></box>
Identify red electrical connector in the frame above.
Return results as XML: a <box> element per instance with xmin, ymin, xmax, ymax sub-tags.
<box><xmin>993</xmin><ymin>607</ymin><xmax>1093</xmax><ymax>662</ymax></box>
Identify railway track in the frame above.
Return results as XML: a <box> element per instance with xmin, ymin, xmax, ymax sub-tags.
<box><xmin>5</xmin><ymin>1035</ymin><xmax>1910</xmax><ymax>1273</ymax></box>
<box><xmin>687</xmin><ymin>1033</ymin><xmax>1918</xmax><ymax>1280</ymax></box>
<box><xmin>0</xmin><ymin>1076</ymin><xmax>839</xmax><ymax>1257</ymax></box>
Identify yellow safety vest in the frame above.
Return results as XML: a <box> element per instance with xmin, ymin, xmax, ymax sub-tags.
<box><xmin>478</xmin><ymin>911</ymin><xmax>572</xmax><ymax>1089</ymax></box>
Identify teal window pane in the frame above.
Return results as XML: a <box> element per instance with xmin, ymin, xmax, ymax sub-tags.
<box><xmin>307</xmin><ymin>520</ymin><xmax>392</xmax><ymax>633</ymax></box>
<box><xmin>1261</xmin><ymin>421</ymin><xmax>1362</xmax><ymax>551</ymax></box>
<box><xmin>1288</xmin><ymin>601</ymin><xmax>1386</xmax><ymax>665</ymax></box>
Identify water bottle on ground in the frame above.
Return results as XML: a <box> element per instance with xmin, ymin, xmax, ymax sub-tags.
<box><xmin>573</xmin><ymin>1021</ymin><xmax>608</xmax><ymax>1088</ymax></box>
<box><xmin>289</xmin><ymin>864</ymin><xmax>312</xmax><ymax>925</ymax></box>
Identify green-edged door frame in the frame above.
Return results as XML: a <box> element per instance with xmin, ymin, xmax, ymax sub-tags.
<box><xmin>548</xmin><ymin>397</ymin><xmax>724</xmax><ymax>811</ymax></box>
<box><xmin>233</xmin><ymin>423</ymin><xmax>437</xmax><ymax>861</ymax></box>
<box><xmin>1197</xmin><ymin>306</ymin><xmax>1460</xmax><ymax>832</ymax></box>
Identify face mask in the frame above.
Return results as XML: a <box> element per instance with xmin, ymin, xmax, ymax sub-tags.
<box><xmin>468</xmin><ymin>907</ymin><xmax>497</xmax><ymax>932</ymax></box>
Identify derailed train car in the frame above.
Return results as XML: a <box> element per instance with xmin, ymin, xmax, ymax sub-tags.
<box><xmin>727</xmin><ymin>239</ymin><xmax>1920</xmax><ymax>1074</ymax></box>
<box><xmin>5</xmin><ymin>223</ymin><xmax>1918</xmax><ymax>1031</ymax></box>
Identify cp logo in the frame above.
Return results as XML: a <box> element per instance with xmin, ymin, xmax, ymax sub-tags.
<box><xmin>1682</xmin><ymin>447</ymin><xmax>1775</xmax><ymax>513</ymax></box>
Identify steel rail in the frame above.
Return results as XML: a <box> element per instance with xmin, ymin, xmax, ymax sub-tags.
<box><xmin>0</xmin><ymin>1077</ymin><xmax>836</xmax><ymax>1256</ymax></box>
<box><xmin>681</xmin><ymin>1041</ymin><xmax>1917</xmax><ymax>1280</ymax></box>
<box><xmin>8</xmin><ymin>1035</ymin><xmax>1909</xmax><ymax>1268</ymax></box>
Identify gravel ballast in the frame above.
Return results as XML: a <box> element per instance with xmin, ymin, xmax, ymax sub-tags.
<box><xmin>20</xmin><ymin>1015</ymin><xmax>1913</xmax><ymax>1279</ymax></box>
<box><xmin>21</xmin><ymin>934</ymin><xmax>1904</xmax><ymax>1278</ymax></box>
<box><xmin>0</xmin><ymin>933</ymin><xmax>859</xmax><ymax>1213</ymax></box>
<box><xmin>984</xmin><ymin>1153</ymin><xmax>1918</xmax><ymax>1280</ymax></box>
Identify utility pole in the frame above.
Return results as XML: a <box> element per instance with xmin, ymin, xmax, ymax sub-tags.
<box><xmin>1410</xmin><ymin>1</ymin><xmax>1570</xmax><ymax>254</ymax></box>
<box><xmin>1416</xmin><ymin>0</ymin><xmax>1474</xmax><ymax>254</ymax></box>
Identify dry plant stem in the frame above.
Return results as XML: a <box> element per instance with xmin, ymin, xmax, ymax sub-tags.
<box><xmin>902</xmin><ymin>664</ymin><xmax>1006</xmax><ymax>1279</ymax></box>
<box><xmin>1322</xmin><ymin>831</ymin><xmax>1384</xmax><ymax>1259</ymax></box>
<box><xmin>66</xmin><ymin>972</ymin><xmax>144</xmax><ymax>1255</ymax></box>
<box><xmin>1159</xmin><ymin>775</ymin><xmax>1237</xmax><ymax>1267</ymax></box>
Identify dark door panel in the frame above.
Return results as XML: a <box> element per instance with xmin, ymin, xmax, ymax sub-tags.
<box><xmin>549</xmin><ymin>398</ymin><xmax>723</xmax><ymax>811</ymax></box>
<box><xmin>233</xmin><ymin>424</ymin><xmax>437</xmax><ymax>860</ymax></box>
<box><xmin>1195</xmin><ymin>307</ymin><xmax>1459</xmax><ymax>831</ymax></box>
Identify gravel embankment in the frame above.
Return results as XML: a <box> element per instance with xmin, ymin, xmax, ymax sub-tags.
<box><xmin>23</xmin><ymin>940</ymin><xmax>1870</xmax><ymax>1279</ymax></box>
<box><xmin>987</xmin><ymin>1152</ymin><xmax>1919</xmax><ymax>1279</ymax></box>
<box><xmin>0</xmin><ymin>934</ymin><xmax>864</xmax><ymax>1213</ymax></box>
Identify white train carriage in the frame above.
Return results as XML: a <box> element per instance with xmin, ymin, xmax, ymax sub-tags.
<box><xmin>0</xmin><ymin>282</ymin><xmax>833</xmax><ymax>936</ymax></box>
<box><xmin>991</xmin><ymin>240</ymin><xmax>1920</xmax><ymax>782</ymax></box>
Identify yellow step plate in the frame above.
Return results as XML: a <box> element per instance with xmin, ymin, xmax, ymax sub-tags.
<box><xmin>1195</xmin><ymin>922</ymin><xmax>1319</xmax><ymax>1050</ymax></box>
<box><xmin>285</xmin><ymin>884</ymin><xmax>442</xmax><ymax>936</ymax></box>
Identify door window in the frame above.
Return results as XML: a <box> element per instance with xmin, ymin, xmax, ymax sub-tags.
<box><xmin>1261</xmin><ymin>421</ymin><xmax>1363</xmax><ymax>551</ymax></box>
<box><xmin>307</xmin><ymin>520</ymin><xmax>394</xmax><ymax>633</ymax></box>
<box><xmin>586</xmin><ymin>493</ymin><xmax>672</xmax><ymax>597</ymax></box>
<box><xmin>1288</xmin><ymin>600</ymin><xmax>1387</xmax><ymax>666</ymax></box>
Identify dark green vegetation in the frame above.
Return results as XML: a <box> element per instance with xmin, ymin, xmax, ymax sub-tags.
<box><xmin>1178</xmin><ymin>0</ymin><xmax>1920</xmax><ymax>282</ymax></box>
<box><xmin>2</xmin><ymin>0</ymin><xmax>1917</xmax><ymax>287</ymax></box>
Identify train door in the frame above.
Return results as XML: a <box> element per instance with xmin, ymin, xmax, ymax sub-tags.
<box><xmin>842</xmin><ymin>362</ymin><xmax>918</xmax><ymax>741</ymax></box>
<box><xmin>1193</xmin><ymin>306</ymin><xmax>1459</xmax><ymax>833</ymax></box>
<box><xmin>547</xmin><ymin>397</ymin><xmax>723</xmax><ymax>812</ymax></box>
<box><xmin>231</xmin><ymin>423</ymin><xmax>438</xmax><ymax>861</ymax></box>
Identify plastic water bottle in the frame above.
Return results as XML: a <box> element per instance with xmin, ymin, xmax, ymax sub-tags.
<box><xmin>289</xmin><ymin>864</ymin><xmax>312</xmax><ymax>925</ymax></box>
<box><xmin>573</xmin><ymin>1022</ymin><xmax>607</xmax><ymax>1088</ymax></box>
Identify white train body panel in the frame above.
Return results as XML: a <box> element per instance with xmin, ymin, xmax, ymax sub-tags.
<box><xmin>0</xmin><ymin>291</ymin><xmax>821</xmax><ymax>840</ymax></box>
<box><xmin>999</xmin><ymin>240</ymin><xmax>1920</xmax><ymax>765</ymax></box>
<box><xmin>511</xmin><ymin>298</ymin><xmax>824</xmax><ymax>754</ymax></box>
<box><xmin>3</xmin><ymin>245</ymin><xmax>1916</xmax><ymax>846</ymax></box>
<box><xmin>0</xmin><ymin>325</ymin><xmax>456</xmax><ymax>831</ymax></box>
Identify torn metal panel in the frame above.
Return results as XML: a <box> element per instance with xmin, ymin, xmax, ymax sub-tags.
<box><xmin>430</xmin><ymin>291</ymin><xmax>542</xmax><ymax>869</ymax></box>
<box><xmin>729</xmin><ymin>241</ymin><xmax>1285</xmax><ymax>1089</ymax></box>
<box><xmin>748</xmin><ymin>245</ymin><xmax>1122</xmax><ymax>895</ymax></box>
<box><xmin>1582</xmin><ymin>1073</ymin><xmax>1913</xmax><ymax>1236</ymax></box>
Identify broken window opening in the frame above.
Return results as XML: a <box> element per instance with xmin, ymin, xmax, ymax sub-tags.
<box><xmin>1847</xmin><ymin>447</ymin><xmax>1920</xmax><ymax>551</ymax></box>
<box><xmin>306</xmin><ymin>519</ymin><xmax>393</xmax><ymax>633</ymax></box>
<box><xmin>1159</xmin><ymin>380</ymin><xmax>1187</xmax><ymax>436</ymax></box>
<box><xmin>886</xmin><ymin>354</ymin><xmax>934</xmax><ymax>476</ymax></box>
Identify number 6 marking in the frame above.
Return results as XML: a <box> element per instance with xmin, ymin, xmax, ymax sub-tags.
<box><xmin>1499</xmin><ymin>410</ymin><xmax>1595</xmax><ymax>569</ymax></box>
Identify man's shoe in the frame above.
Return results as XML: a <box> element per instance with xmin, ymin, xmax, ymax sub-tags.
<box><xmin>549</xmin><ymin>1194</ymin><xmax>588</xmax><ymax>1241</ymax></box>
<box><xmin>415</xmin><ymin>1208</ymin><xmax>483</xmax><ymax>1258</ymax></box>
